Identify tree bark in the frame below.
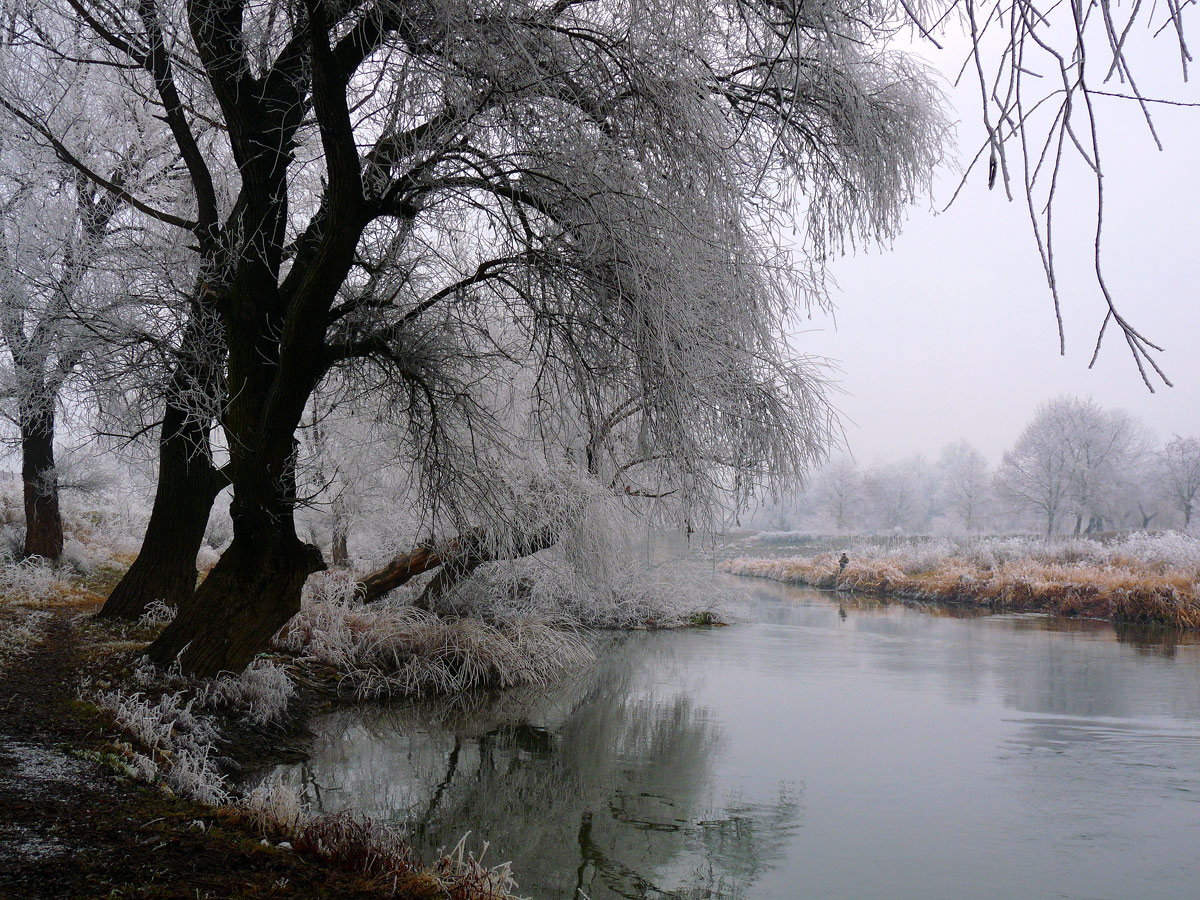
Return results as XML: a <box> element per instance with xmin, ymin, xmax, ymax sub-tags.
<box><xmin>146</xmin><ymin>528</ymin><xmax>325</xmax><ymax>676</ymax></box>
<box><xmin>356</xmin><ymin>530</ymin><xmax>481</xmax><ymax>604</ymax></box>
<box><xmin>98</xmin><ymin>400</ymin><xmax>224</xmax><ymax>620</ymax></box>
<box><xmin>20</xmin><ymin>406</ymin><xmax>62</xmax><ymax>562</ymax></box>
<box><xmin>146</xmin><ymin>430</ymin><xmax>325</xmax><ymax>675</ymax></box>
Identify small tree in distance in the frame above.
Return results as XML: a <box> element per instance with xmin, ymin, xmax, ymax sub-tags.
<box><xmin>1158</xmin><ymin>437</ymin><xmax>1200</xmax><ymax>529</ymax></box>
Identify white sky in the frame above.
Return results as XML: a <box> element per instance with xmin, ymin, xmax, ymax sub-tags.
<box><xmin>797</xmin><ymin>39</ymin><xmax>1200</xmax><ymax>467</ymax></box>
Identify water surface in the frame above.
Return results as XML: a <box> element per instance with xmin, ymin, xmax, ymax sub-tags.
<box><xmin>279</xmin><ymin>583</ymin><xmax>1200</xmax><ymax>899</ymax></box>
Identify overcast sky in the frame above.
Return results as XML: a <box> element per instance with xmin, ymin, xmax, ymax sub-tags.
<box><xmin>797</xmin><ymin>40</ymin><xmax>1200</xmax><ymax>467</ymax></box>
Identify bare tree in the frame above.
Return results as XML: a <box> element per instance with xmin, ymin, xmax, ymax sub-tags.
<box><xmin>812</xmin><ymin>457</ymin><xmax>862</xmax><ymax>533</ymax></box>
<box><xmin>937</xmin><ymin>440</ymin><xmax>991</xmax><ymax>533</ymax></box>
<box><xmin>995</xmin><ymin>402</ymin><xmax>1072</xmax><ymax>536</ymax></box>
<box><xmin>1158</xmin><ymin>436</ymin><xmax>1200</xmax><ymax>529</ymax></box>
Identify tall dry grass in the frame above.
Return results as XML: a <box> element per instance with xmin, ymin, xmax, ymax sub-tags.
<box><xmin>277</xmin><ymin>572</ymin><xmax>596</xmax><ymax>700</ymax></box>
<box><xmin>721</xmin><ymin>533</ymin><xmax>1200</xmax><ymax>628</ymax></box>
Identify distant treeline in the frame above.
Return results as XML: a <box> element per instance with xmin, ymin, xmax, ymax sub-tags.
<box><xmin>752</xmin><ymin>396</ymin><xmax>1200</xmax><ymax>537</ymax></box>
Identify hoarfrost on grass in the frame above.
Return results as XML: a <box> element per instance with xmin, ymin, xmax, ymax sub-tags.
<box><xmin>278</xmin><ymin>574</ymin><xmax>595</xmax><ymax>699</ymax></box>
<box><xmin>723</xmin><ymin>531</ymin><xmax>1200</xmax><ymax>628</ymax></box>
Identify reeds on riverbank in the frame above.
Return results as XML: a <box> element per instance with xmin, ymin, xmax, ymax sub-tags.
<box><xmin>721</xmin><ymin>532</ymin><xmax>1200</xmax><ymax>628</ymax></box>
<box><xmin>277</xmin><ymin>572</ymin><xmax>596</xmax><ymax>700</ymax></box>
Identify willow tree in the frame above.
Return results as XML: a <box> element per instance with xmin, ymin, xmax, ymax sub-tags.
<box><xmin>0</xmin><ymin>0</ymin><xmax>940</xmax><ymax>674</ymax></box>
<box><xmin>3</xmin><ymin>0</ymin><xmax>1188</xmax><ymax>674</ymax></box>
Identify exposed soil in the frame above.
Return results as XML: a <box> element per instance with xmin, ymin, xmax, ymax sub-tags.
<box><xmin>0</xmin><ymin>607</ymin><xmax>416</xmax><ymax>900</ymax></box>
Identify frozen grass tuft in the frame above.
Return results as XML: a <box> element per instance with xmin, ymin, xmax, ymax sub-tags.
<box><xmin>0</xmin><ymin>607</ymin><xmax>51</xmax><ymax>668</ymax></box>
<box><xmin>722</xmin><ymin>531</ymin><xmax>1200</xmax><ymax>628</ymax></box>
<box><xmin>278</xmin><ymin>574</ymin><xmax>594</xmax><ymax>699</ymax></box>
<box><xmin>0</xmin><ymin>553</ymin><xmax>72</xmax><ymax>605</ymax></box>
<box><xmin>431</xmin><ymin>835</ymin><xmax>522</xmax><ymax>900</ymax></box>
<box><xmin>90</xmin><ymin>688</ymin><xmax>230</xmax><ymax>804</ymax></box>
<box><xmin>241</xmin><ymin>772</ymin><xmax>306</xmax><ymax>836</ymax></box>
<box><xmin>88</xmin><ymin>654</ymin><xmax>298</xmax><ymax>804</ymax></box>
<box><xmin>196</xmin><ymin>657</ymin><xmax>296</xmax><ymax>726</ymax></box>
<box><xmin>136</xmin><ymin>599</ymin><xmax>176</xmax><ymax>628</ymax></box>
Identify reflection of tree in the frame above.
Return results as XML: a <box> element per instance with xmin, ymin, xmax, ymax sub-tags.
<box><xmin>1113</xmin><ymin>623</ymin><xmax>1197</xmax><ymax>659</ymax></box>
<box><xmin>285</xmin><ymin>635</ymin><xmax>802</xmax><ymax>899</ymax></box>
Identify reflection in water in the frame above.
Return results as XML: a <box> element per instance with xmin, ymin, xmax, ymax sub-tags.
<box><xmin>281</xmin><ymin>637</ymin><xmax>801</xmax><ymax>899</ymax></box>
<box><xmin>276</xmin><ymin>583</ymin><xmax>1200</xmax><ymax>900</ymax></box>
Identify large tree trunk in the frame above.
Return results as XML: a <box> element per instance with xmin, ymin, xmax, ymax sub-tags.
<box><xmin>146</xmin><ymin>528</ymin><xmax>324</xmax><ymax>676</ymax></box>
<box><xmin>146</xmin><ymin>434</ymin><xmax>324</xmax><ymax>676</ymax></box>
<box><xmin>20</xmin><ymin>406</ymin><xmax>62</xmax><ymax>562</ymax></box>
<box><xmin>98</xmin><ymin>401</ymin><xmax>224</xmax><ymax>620</ymax></box>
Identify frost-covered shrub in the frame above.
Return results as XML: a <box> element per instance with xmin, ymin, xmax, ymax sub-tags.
<box><xmin>278</xmin><ymin>576</ymin><xmax>594</xmax><ymax>699</ymax></box>
<box><xmin>91</xmin><ymin>689</ymin><xmax>229</xmax><ymax>803</ymax></box>
<box><xmin>196</xmin><ymin>658</ymin><xmax>295</xmax><ymax>727</ymax></box>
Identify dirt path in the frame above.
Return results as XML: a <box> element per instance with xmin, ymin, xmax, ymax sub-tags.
<box><xmin>0</xmin><ymin>612</ymin><xmax>403</xmax><ymax>900</ymax></box>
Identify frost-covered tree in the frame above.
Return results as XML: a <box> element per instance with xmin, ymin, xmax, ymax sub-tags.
<box><xmin>1158</xmin><ymin>436</ymin><xmax>1200</xmax><ymax>529</ymax></box>
<box><xmin>0</xmin><ymin>52</ymin><xmax>136</xmax><ymax>560</ymax></box>
<box><xmin>1057</xmin><ymin>400</ymin><xmax>1148</xmax><ymax>534</ymax></box>
<box><xmin>995</xmin><ymin>403</ymin><xmax>1072</xmax><ymax>536</ymax></box>
<box><xmin>2</xmin><ymin>0</ymin><xmax>946</xmax><ymax>675</ymax></box>
<box><xmin>937</xmin><ymin>441</ymin><xmax>991</xmax><ymax>533</ymax></box>
<box><xmin>996</xmin><ymin>397</ymin><xmax>1146</xmax><ymax>536</ymax></box>
<box><xmin>863</xmin><ymin>462</ymin><xmax>916</xmax><ymax>532</ymax></box>
<box><xmin>811</xmin><ymin>457</ymin><xmax>862</xmax><ymax>532</ymax></box>
<box><xmin>1</xmin><ymin>0</ymin><xmax>1189</xmax><ymax>674</ymax></box>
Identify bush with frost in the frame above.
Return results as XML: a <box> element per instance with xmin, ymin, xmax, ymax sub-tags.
<box><xmin>278</xmin><ymin>575</ymin><xmax>594</xmax><ymax>699</ymax></box>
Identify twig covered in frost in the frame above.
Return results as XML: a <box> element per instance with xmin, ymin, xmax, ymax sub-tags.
<box><xmin>136</xmin><ymin>599</ymin><xmax>176</xmax><ymax>628</ymax></box>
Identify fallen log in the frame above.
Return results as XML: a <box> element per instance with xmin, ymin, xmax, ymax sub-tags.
<box><xmin>355</xmin><ymin>527</ymin><xmax>556</xmax><ymax>607</ymax></box>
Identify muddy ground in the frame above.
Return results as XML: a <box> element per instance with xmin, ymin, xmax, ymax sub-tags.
<box><xmin>0</xmin><ymin>606</ymin><xmax>424</xmax><ymax>900</ymax></box>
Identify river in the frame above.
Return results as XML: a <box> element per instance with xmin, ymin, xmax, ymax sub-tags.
<box><xmin>276</xmin><ymin>580</ymin><xmax>1200</xmax><ymax>899</ymax></box>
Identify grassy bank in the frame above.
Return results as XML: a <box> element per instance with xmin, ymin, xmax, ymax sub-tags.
<box><xmin>1</xmin><ymin>489</ymin><xmax>728</xmax><ymax>897</ymax></box>
<box><xmin>721</xmin><ymin>532</ymin><xmax>1200</xmax><ymax>628</ymax></box>
<box><xmin>0</xmin><ymin>561</ymin><xmax>526</xmax><ymax>898</ymax></box>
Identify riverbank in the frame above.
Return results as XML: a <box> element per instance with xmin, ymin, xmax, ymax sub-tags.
<box><xmin>0</xmin><ymin>560</ymin><xmax>530</xmax><ymax>899</ymax></box>
<box><xmin>1</xmin><ymin>525</ymin><xmax>726</xmax><ymax>896</ymax></box>
<box><xmin>721</xmin><ymin>533</ymin><xmax>1200</xmax><ymax>628</ymax></box>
